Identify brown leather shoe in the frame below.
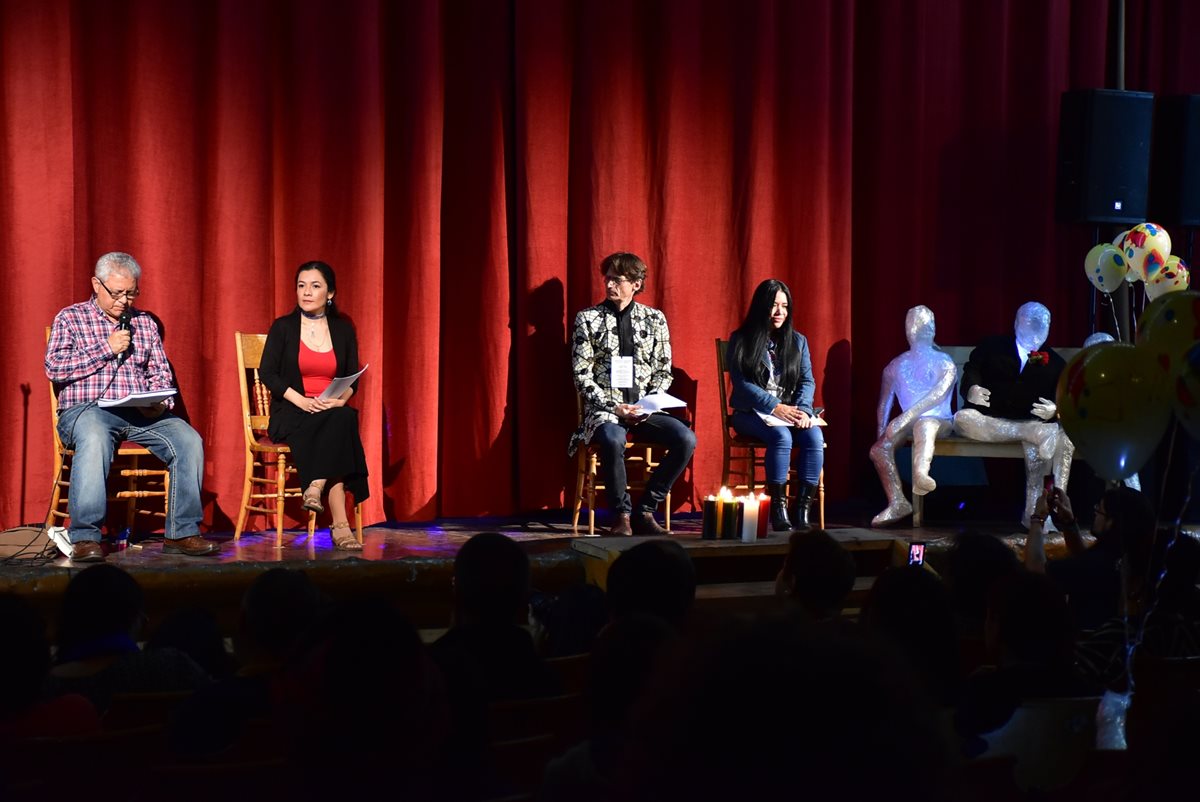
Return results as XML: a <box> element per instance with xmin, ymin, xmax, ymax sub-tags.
<box><xmin>162</xmin><ymin>535</ymin><xmax>220</xmax><ymax>556</ymax></box>
<box><xmin>631</xmin><ymin>510</ymin><xmax>669</xmax><ymax>536</ymax></box>
<box><xmin>72</xmin><ymin>541</ymin><xmax>106</xmax><ymax>562</ymax></box>
<box><xmin>609</xmin><ymin>513</ymin><xmax>632</xmax><ymax>536</ymax></box>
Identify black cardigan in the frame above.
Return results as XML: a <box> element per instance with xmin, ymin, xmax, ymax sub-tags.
<box><xmin>259</xmin><ymin>310</ymin><xmax>362</xmax><ymax>441</ymax></box>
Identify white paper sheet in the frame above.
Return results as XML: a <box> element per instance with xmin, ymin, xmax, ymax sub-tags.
<box><xmin>318</xmin><ymin>364</ymin><xmax>369</xmax><ymax>400</ymax></box>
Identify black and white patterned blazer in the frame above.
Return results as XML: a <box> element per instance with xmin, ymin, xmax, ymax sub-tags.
<box><xmin>568</xmin><ymin>301</ymin><xmax>673</xmax><ymax>456</ymax></box>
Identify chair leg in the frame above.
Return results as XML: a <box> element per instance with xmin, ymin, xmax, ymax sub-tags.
<box><xmin>587</xmin><ymin>453</ymin><xmax>597</xmax><ymax>536</ymax></box>
<box><xmin>817</xmin><ymin>468</ymin><xmax>826</xmax><ymax>530</ymax></box>
<box><xmin>572</xmin><ymin>452</ymin><xmax>587</xmax><ymax>533</ymax></box>
<box><xmin>275</xmin><ymin>454</ymin><xmax>286</xmax><ymax>550</ymax></box>
<box><xmin>47</xmin><ymin>454</ymin><xmax>68</xmax><ymax>530</ymax></box>
<box><xmin>235</xmin><ymin>453</ymin><xmax>253</xmax><ymax>542</ymax></box>
<box><xmin>913</xmin><ymin>493</ymin><xmax>924</xmax><ymax>527</ymax></box>
<box><xmin>355</xmin><ymin>502</ymin><xmax>363</xmax><ymax>544</ymax></box>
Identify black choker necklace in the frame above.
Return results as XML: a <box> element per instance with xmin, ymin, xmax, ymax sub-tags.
<box><xmin>301</xmin><ymin>309</ymin><xmax>326</xmax><ymax>320</ymax></box>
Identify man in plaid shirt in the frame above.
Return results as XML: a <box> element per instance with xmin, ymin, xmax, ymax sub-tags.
<box><xmin>45</xmin><ymin>252</ymin><xmax>218</xmax><ymax>560</ymax></box>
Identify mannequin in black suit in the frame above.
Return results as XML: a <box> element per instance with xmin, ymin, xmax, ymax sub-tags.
<box><xmin>953</xmin><ymin>302</ymin><xmax>1070</xmax><ymax>527</ymax></box>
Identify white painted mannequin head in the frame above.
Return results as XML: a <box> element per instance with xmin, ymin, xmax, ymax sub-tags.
<box><xmin>1014</xmin><ymin>302</ymin><xmax>1050</xmax><ymax>352</ymax></box>
<box><xmin>904</xmin><ymin>305</ymin><xmax>936</xmax><ymax>348</ymax></box>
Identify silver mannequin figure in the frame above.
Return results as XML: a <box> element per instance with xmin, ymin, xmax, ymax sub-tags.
<box><xmin>870</xmin><ymin>306</ymin><xmax>956</xmax><ymax>526</ymax></box>
<box><xmin>953</xmin><ymin>302</ymin><xmax>1072</xmax><ymax>527</ymax></box>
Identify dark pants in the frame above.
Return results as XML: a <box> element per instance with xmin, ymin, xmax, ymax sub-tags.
<box><xmin>592</xmin><ymin>414</ymin><xmax>696</xmax><ymax>514</ymax></box>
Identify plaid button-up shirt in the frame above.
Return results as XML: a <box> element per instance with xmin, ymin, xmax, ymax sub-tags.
<box><xmin>46</xmin><ymin>298</ymin><xmax>177</xmax><ymax>411</ymax></box>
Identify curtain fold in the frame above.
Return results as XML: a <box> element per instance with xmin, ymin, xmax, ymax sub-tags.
<box><xmin>1</xmin><ymin>0</ymin><xmax>1196</xmax><ymax>528</ymax></box>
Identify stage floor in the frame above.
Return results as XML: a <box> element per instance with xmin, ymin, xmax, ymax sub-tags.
<box><xmin>0</xmin><ymin>511</ymin><xmax>1129</xmax><ymax>637</ymax></box>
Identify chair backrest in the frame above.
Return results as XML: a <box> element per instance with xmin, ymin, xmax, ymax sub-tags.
<box><xmin>942</xmin><ymin>345</ymin><xmax>1081</xmax><ymax>412</ymax></box>
<box><xmin>234</xmin><ymin>332</ymin><xmax>272</xmax><ymax>438</ymax></box>
<box><xmin>45</xmin><ymin>327</ymin><xmax>66</xmax><ymax>452</ymax></box>
<box><xmin>715</xmin><ymin>338</ymin><xmax>732</xmax><ymax>433</ymax></box>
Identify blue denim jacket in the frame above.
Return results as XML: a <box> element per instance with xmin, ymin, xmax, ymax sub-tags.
<box><xmin>727</xmin><ymin>330</ymin><xmax>815</xmax><ymax>415</ymax></box>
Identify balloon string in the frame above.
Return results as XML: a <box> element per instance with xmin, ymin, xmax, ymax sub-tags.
<box><xmin>1108</xmin><ymin>294</ymin><xmax>1123</xmax><ymax>341</ymax></box>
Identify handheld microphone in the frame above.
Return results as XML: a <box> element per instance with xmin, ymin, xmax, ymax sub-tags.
<box><xmin>116</xmin><ymin>309</ymin><xmax>133</xmax><ymax>365</ymax></box>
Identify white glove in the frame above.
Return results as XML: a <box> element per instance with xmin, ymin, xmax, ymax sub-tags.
<box><xmin>1031</xmin><ymin>397</ymin><xmax>1057</xmax><ymax>421</ymax></box>
<box><xmin>966</xmin><ymin>385</ymin><xmax>991</xmax><ymax>407</ymax></box>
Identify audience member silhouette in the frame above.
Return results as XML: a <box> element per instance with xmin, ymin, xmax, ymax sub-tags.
<box><xmin>531</xmin><ymin>582</ymin><xmax>609</xmax><ymax>658</ymax></box>
<box><xmin>860</xmin><ymin>565</ymin><xmax>962</xmax><ymax>706</ymax></box>
<box><xmin>774</xmin><ymin>529</ymin><xmax>857</xmax><ymax>622</ymax></box>
<box><xmin>1076</xmin><ymin>532</ymin><xmax>1200</xmax><ymax>689</ymax></box>
<box><xmin>956</xmin><ymin>570</ymin><xmax>1098</xmax><ymax>752</ymax></box>
<box><xmin>605</xmin><ymin>539</ymin><xmax>696</xmax><ymax>631</ymax></box>
<box><xmin>1029</xmin><ymin>486</ymin><xmax>1157</xmax><ymax>630</ymax></box>
<box><xmin>944</xmin><ymin>530</ymin><xmax>1022</xmax><ymax>672</ymax></box>
<box><xmin>0</xmin><ymin>593</ymin><xmax>99</xmax><ymax>740</ymax></box>
<box><xmin>50</xmin><ymin>565</ymin><xmax>209</xmax><ymax>711</ymax></box>
<box><xmin>541</xmin><ymin>614</ymin><xmax>678</xmax><ymax>802</ymax></box>
<box><xmin>430</xmin><ymin>532</ymin><xmax>559</xmax><ymax>800</ymax></box>
<box><xmin>169</xmin><ymin>568</ymin><xmax>323</xmax><ymax>757</ymax></box>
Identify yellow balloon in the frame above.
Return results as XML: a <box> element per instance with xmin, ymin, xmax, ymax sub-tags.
<box><xmin>1145</xmin><ymin>256</ymin><xmax>1190</xmax><ymax>301</ymax></box>
<box><xmin>1137</xmin><ymin>291</ymin><xmax>1200</xmax><ymax>393</ymax></box>
<box><xmin>1056</xmin><ymin>343</ymin><xmax>1171</xmax><ymax>481</ymax></box>
<box><xmin>1175</xmin><ymin>342</ymin><xmax>1200</xmax><ymax>440</ymax></box>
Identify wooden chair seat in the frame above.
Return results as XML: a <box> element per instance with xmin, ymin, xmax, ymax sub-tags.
<box><xmin>715</xmin><ymin>338</ymin><xmax>826</xmax><ymax>529</ymax></box>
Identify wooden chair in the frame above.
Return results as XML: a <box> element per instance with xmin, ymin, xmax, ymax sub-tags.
<box><xmin>571</xmin><ymin>396</ymin><xmax>674</xmax><ymax>535</ymax></box>
<box><xmin>45</xmin><ymin>329</ymin><xmax>170</xmax><ymax>536</ymax></box>
<box><xmin>910</xmin><ymin>345</ymin><xmax>1079</xmax><ymax>526</ymax></box>
<box><xmin>715</xmin><ymin>339</ymin><xmax>825</xmax><ymax>529</ymax></box>
<box><xmin>233</xmin><ymin>332</ymin><xmax>362</xmax><ymax>549</ymax></box>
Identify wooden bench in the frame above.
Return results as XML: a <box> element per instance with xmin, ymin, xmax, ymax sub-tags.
<box><xmin>911</xmin><ymin>345</ymin><xmax>1079</xmax><ymax>526</ymax></box>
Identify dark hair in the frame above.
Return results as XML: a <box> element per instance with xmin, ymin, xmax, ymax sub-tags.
<box><xmin>988</xmin><ymin>570</ymin><xmax>1075</xmax><ymax>665</ymax></box>
<box><xmin>945</xmin><ymin>530</ymin><xmax>1022</xmax><ymax>624</ymax></box>
<box><xmin>240</xmin><ymin>568</ymin><xmax>322</xmax><ymax>661</ymax></box>
<box><xmin>779</xmin><ymin>529</ymin><xmax>856</xmax><ymax>620</ymax></box>
<box><xmin>454</xmin><ymin>532</ymin><xmax>531</xmax><ymax>625</ymax></box>
<box><xmin>599</xmin><ymin>252</ymin><xmax>648</xmax><ymax>295</ymax></box>
<box><xmin>57</xmin><ymin>565</ymin><xmax>144</xmax><ymax>655</ymax></box>
<box><xmin>730</xmin><ymin>279</ymin><xmax>802</xmax><ymax>397</ymax></box>
<box><xmin>606</xmin><ymin>540</ymin><xmax>697</xmax><ymax>629</ymax></box>
<box><xmin>295</xmin><ymin>260</ymin><xmax>339</xmax><ymax>316</ymax></box>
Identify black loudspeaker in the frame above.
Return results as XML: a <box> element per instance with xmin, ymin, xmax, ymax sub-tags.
<box><xmin>1056</xmin><ymin>89</ymin><xmax>1154</xmax><ymax>224</ymax></box>
<box><xmin>1151</xmin><ymin>95</ymin><xmax>1200</xmax><ymax>227</ymax></box>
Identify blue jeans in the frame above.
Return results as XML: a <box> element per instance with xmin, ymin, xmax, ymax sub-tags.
<box><xmin>56</xmin><ymin>405</ymin><xmax>205</xmax><ymax>544</ymax></box>
<box><xmin>592</xmin><ymin>414</ymin><xmax>696</xmax><ymax>514</ymax></box>
<box><xmin>730</xmin><ymin>410</ymin><xmax>824</xmax><ymax>485</ymax></box>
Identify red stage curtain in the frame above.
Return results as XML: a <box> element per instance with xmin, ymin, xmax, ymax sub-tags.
<box><xmin>1</xmin><ymin>0</ymin><xmax>1196</xmax><ymax>528</ymax></box>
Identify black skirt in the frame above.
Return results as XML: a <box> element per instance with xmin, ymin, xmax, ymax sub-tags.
<box><xmin>277</xmin><ymin>406</ymin><xmax>370</xmax><ymax>503</ymax></box>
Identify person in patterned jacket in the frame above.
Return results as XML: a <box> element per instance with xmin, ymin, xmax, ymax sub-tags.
<box><xmin>569</xmin><ymin>252</ymin><xmax>695</xmax><ymax>536</ymax></box>
<box><xmin>45</xmin><ymin>252</ymin><xmax>218</xmax><ymax>561</ymax></box>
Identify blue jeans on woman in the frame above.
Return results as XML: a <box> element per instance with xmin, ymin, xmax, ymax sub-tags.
<box><xmin>56</xmin><ymin>404</ymin><xmax>205</xmax><ymax>544</ymax></box>
<box><xmin>730</xmin><ymin>410</ymin><xmax>824</xmax><ymax>485</ymax></box>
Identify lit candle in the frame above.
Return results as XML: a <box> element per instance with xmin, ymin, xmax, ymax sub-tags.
<box><xmin>715</xmin><ymin>486</ymin><xmax>734</xmax><ymax>539</ymax></box>
<box><xmin>756</xmin><ymin>492</ymin><xmax>770</xmax><ymax>539</ymax></box>
<box><xmin>740</xmin><ymin>495</ymin><xmax>758</xmax><ymax>543</ymax></box>
<box><xmin>720</xmin><ymin>489</ymin><xmax>741</xmax><ymax>540</ymax></box>
<box><xmin>702</xmin><ymin>495</ymin><xmax>718</xmax><ymax>539</ymax></box>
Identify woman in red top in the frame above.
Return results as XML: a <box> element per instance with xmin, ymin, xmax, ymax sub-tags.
<box><xmin>259</xmin><ymin>261</ymin><xmax>369</xmax><ymax>550</ymax></box>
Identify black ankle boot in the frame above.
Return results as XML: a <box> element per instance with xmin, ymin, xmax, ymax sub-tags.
<box><xmin>766</xmin><ymin>483</ymin><xmax>792</xmax><ymax>532</ymax></box>
<box><xmin>793</xmin><ymin>483</ymin><xmax>816</xmax><ymax>530</ymax></box>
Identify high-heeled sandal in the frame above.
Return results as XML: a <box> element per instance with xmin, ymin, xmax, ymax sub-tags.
<box><xmin>331</xmin><ymin>521</ymin><xmax>362</xmax><ymax>551</ymax></box>
<box><xmin>302</xmin><ymin>484</ymin><xmax>324</xmax><ymax>514</ymax></box>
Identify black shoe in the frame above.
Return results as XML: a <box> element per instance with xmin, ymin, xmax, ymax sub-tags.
<box><xmin>631</xmin><ymin>510</ymin><xmax>669</xmax><ymax>536</ymax></box>
<box><xmin>766</xmin><ymin>483</ymin><xmax>792</xmax><ymax>532</ymax></box>
<box><xmin>793</xmin><ymin>483</ymin><xmax>816</xmax><ymax>530</ymax></box>
<box><xmin>72</xmin><ymin>541</ymin><xmax>106</xmax><ymax>562</ymax></box>
<box><xmin>609</xmin><ymin>513</ymin><xmax>632</xmax><ymax>536</ymax></box>
<box><xmin>162</xmin><ymin>535</ymin><xmax>221</xmax><ymax>556</ymax></box>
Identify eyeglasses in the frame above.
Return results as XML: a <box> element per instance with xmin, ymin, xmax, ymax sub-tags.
<box><xmin>97</xmin><ymin>277</ymin><xmax>139</xmax><ymax>301</ymax></box>
<box><xmin>604</xmin><ymin>275</ymin><xmax>632</xmax><ymax>286</ymax></box>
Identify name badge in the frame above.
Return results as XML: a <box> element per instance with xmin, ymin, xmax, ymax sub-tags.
<box><xmin>611</xmin><ymin>356</ymin><xmax>634</xmax><ymax>389</ymax></box>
